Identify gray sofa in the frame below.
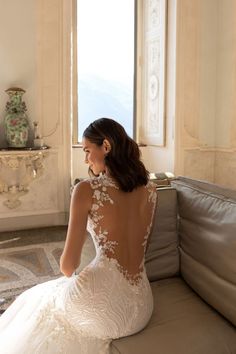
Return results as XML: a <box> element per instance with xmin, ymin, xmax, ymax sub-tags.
<box><xmin>79</xmin><ymin>176</ymin><xmax>236</xmax><ymax>353</ymax></box>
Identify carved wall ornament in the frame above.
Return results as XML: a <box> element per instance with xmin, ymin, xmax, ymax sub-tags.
<box><xmin>141</xmin><ymin>0</ymin><xmax>166</xmax><ymax>146</ymax></box>
<box><xmin>149</xmin><ymin>0</ymin><xmax>160</xmax><ymax>29</ymax></box>
<box><xmin>149</xmin><ymin>74</ymin><xmax>159</xmax><ymax>100</ymax></box>
<box><xmin>0</xmin><ymin>150</ymin><xmax>49</xmax><ymax>209</ymax></box>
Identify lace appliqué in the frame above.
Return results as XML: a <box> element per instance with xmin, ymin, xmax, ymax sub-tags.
<box><xmin>89</xmin><ymin>175</ymin><xmax>117</xmax><ymax>229</ymax></box>
<box><xmin>115</xmin><ymin>260</ymin><xmax>145</xmax><ymax>286</ymax></box>
<box><xmin>146</xmin><ymin>181</ymin><xmax>157</xmax><ymax>204</ymax></box>
<box><xmin>88</xmin><ymin>176</ymin><xmax>118</xmax><ymax>254</ymax></box>
<box><xmin>96</xmin><ymin>227</ymin><xmax>118</xmax><ymax>254</ymax></box>
<box><xmin>32</xmin><ymin>294</ymin><xmax>79</xmax><ymax>353</ymax></box>
<box><xmin>142</xmin><ymin>182</ymin><xmax>157</xmax><ymax>252</ymax></box>
<box><xmin>88</xmin><ymin>176</ymin><xmax>157</xmax><ymax>287</ymax></box>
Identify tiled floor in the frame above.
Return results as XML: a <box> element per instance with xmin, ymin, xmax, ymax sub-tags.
<box><xmin>0</xmin><ymin>226</ymin><xmax>95</xmax><ymax>312</ymax></box>
<box><xmin>0</xmin><ymin>226</ymin><xmax>67</xmax><ymax>311</ymax></box>
<box><xmin>0</xmin><ymin>225</ymin><xmax>67</xmax><ymax>248</ymax></box>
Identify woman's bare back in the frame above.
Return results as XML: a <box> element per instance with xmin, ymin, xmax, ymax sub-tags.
<box><xmin>87</xmin><ymin>174</ymin><xmax>157</xmax><ymax>284</ymax></box>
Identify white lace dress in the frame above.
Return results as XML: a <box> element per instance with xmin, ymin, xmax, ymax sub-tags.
<box><xmin>0</xmin><ymin>176</ymin><xmax>157</xmax><ymax>354</ymax></box>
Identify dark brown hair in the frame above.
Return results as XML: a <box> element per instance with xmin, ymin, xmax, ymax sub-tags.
<box><xmin>83</xmin><ymin>118</ymin><xmax>149</xmax><ymax>192</ymax></box>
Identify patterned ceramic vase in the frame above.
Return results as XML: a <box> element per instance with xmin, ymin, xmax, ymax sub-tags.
<box><xmin>4</xmin><ymin>87</ymin><xmax>30</xmax><ymax>148</ymax></box>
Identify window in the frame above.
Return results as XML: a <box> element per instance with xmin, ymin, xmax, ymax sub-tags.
<box><xmin>75</xmin><ymin>0</ymin><xmax>136</xmax><ymax>142</ymax></box>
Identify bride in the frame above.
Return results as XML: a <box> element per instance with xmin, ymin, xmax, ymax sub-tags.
<box><xmin>0</xmin><ymin>118</ymin><xmax>157</xmax><ymax>354</ymax></box>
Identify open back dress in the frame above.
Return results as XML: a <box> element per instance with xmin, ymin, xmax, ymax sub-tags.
<box><xmin>0</xmin><ymin>174</ymin><xmax>157</xmax><ymax>354</ymax></box>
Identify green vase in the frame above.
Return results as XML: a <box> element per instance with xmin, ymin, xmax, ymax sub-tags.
<box><xmin>4</xmin><ymin>87</ymin><xmax>30</xmax><ymax>148</ymax></box>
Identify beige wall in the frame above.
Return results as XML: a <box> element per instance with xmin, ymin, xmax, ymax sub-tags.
<box><xmin>0</xmin><ymin>0</ymin><xmax>36</xmax><ymax>147</ymax></box>
<box><xmin>175</xmin><ymin>0</ymin><xmax>236</xmax><ymax>189</ymax></box>
<box><xmin>0</xmin><ymin>0</ymin><xmax>71</xmax><ymax>231</ymax></box>
<box><xmin>0</xmin><ymin>0</ymin><xmax>236</xmax><ymax>231</ymax></box>
<box><xmin>216</xmin><ymin>0</ymin><xmax>236</xmax><ymax>148</ymax></box>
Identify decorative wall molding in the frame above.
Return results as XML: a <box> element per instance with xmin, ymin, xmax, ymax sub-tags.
<box><xmin>0</xmin><ymin>150</ymin><xmax>49</xmax><ymax>209</ymax></box>
<box><xmin>0</xmin><ymin>149</ymin><xmax>59</xmax><ymax>213</ymax></box>
<box><xmin>184</xmin><ymin>147</ymin><xmax>236</xmax><ymax>153</ymax></box>
<box><xmin>183</xmin><ymin>147</ymin><xmax>236</xmax><ymax>190</ymax></box>
<box><xmin>140</xmin><ymin>0</ymin><xmax>167</xmax><ymax>146</ymax></box>
<box><xmin>34</xmin><ymin>0</ymin><xmax>72</xmax><ymax>217</ymax></box>
<box><xmin>175</xmin><ymin>1</ymin><xmax>236</xmax><ymax>190</ymax></box>
<box><xmin>184</xmin><ymin>149</ymin><xmax>215</xmax><ymax>183</ymax></box>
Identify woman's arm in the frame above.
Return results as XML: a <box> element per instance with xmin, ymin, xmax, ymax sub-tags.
<box><xmin>60</xmin><ymin>181</ymin><xmax>92</xmax><ymax>277</ymax></box>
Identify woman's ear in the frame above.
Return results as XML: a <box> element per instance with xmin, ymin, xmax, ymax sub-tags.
<box><xmin>103</xmin><ymin>139</ymin><xmax>111</xmax><ymax>153</ymax></box>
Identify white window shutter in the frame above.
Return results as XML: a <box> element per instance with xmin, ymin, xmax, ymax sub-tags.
<box><xmin>140</xmin><ymin>0</ymin><xmax>167</xmax><ymax>146</ymax></box>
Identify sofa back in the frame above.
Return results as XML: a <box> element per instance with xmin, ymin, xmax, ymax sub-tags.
<box><xmin>172</xmin><ymin>177</ymin><xmax>236</xmax><ymax>326</ymax></box>
<box><xmin>145</xmin><ymin>187</ymin><xmax>179</xmax><ymax>281</ymax></box>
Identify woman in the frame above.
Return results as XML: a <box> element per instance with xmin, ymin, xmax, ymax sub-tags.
<box><xmin>0</xmin><ymin>118</ymin><xmax>157</xmax><ymax>353</ymax></box>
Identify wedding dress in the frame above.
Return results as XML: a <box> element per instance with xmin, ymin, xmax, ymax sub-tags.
<box><xmin>0</xmin><ymin>175</ymin><xmax>157</xmax><ymax>354</ymax></box>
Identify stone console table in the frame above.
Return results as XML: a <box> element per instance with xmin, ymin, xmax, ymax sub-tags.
<box><xmin>0</xmin><ymin>147</ymin><xmax>49</xmax><ymax>209</ymax></box>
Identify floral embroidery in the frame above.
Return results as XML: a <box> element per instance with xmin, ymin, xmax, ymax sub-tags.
<box><xmin>88</xmin><ymin>175</ymin><xmax>157</xmax><ymax>286</ymax></box>
<box><xmin>96</xmin><ymin>227</ymin><xmax>118</xmax><ymax>253</ymax></box>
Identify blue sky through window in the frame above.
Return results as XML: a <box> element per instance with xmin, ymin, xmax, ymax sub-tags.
<box><xmin>77</xmin><ymin>0</ymin><xmax>135</xmax><ymax>141</ymax></box>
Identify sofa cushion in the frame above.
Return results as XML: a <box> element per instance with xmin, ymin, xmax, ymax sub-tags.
<box><xmin>145</xmin><ymin>187</ymin><xmax>179</xmax><ymax>281</ymax></box>
<box><xmin>172</xmin><ymin>176</ymin><xmax>236</xmax><ymax>326</ymax></box>
<box><xmin>111</xmin><ymin>277</ymin><xmax>236</xmax><ymax>354</ymax></box>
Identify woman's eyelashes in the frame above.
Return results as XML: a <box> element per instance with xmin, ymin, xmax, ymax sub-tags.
<box><xmin>84</xmin><ymin>150</ymin><xmax>90</xmax><ymax>158</ymax></box>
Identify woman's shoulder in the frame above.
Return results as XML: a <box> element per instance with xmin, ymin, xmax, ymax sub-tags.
<box><xmin>70</xmin><ymin>179</ymin><xmax>93</xmax><ymax>210</ymax></box>
<box><xmin>72</xmin><ymin>179</ymin><xmax>92</xmax><ymax>196</ymax></box>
